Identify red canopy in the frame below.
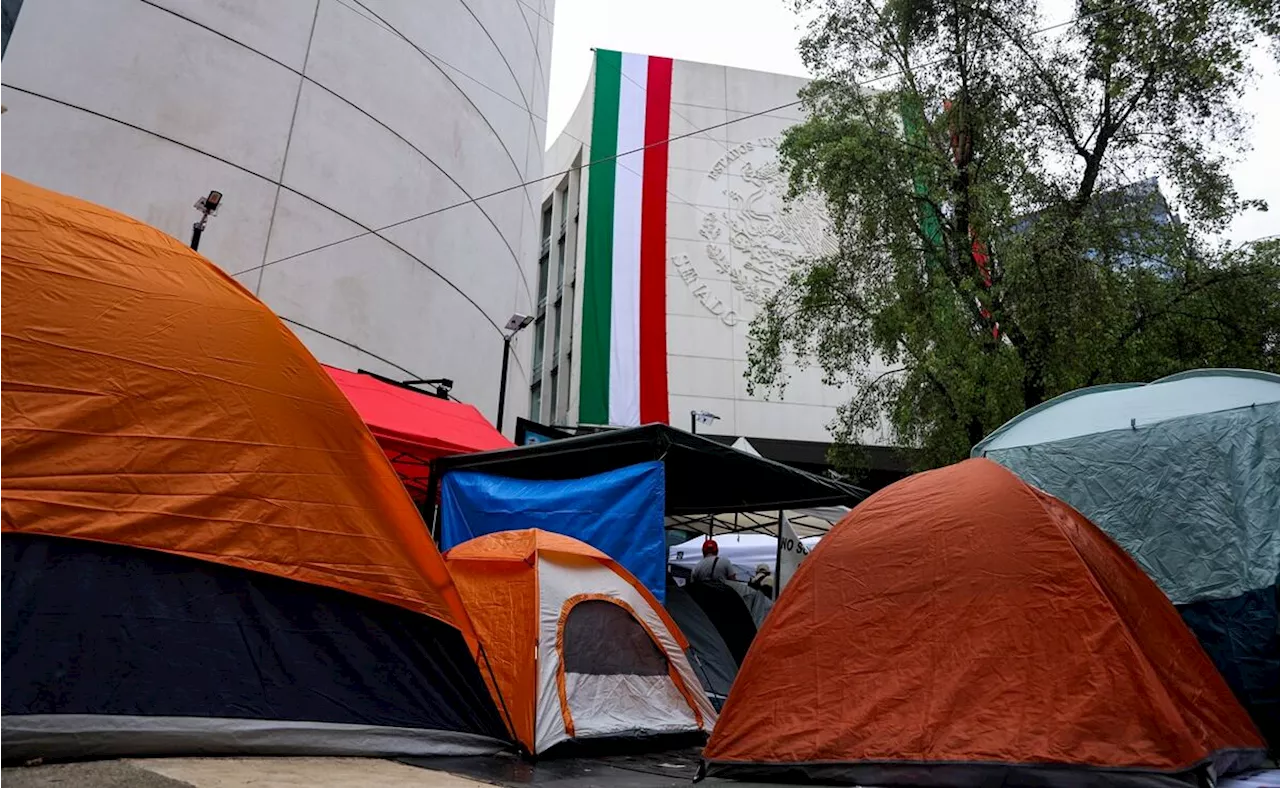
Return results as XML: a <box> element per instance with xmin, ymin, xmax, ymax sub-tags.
<box><xmin>324</xmin><ymin>365</ymin><xmax>513</xmax><ymax>499</ymax></box>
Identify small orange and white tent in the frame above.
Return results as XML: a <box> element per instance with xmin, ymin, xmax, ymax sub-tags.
<box><xmin>446</xmin><ymin>529</ymin><xmax>717</xmax><ymax>754</ymax></box>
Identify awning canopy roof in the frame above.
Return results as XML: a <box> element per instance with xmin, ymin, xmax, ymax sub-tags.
<box><xmin>666</xmin><ymin>507</ymin><xmax>849</xmax><ymax>538</ymax></box>
<box><xmin>325</xmin><ymin>366</ymin><xmax>512</xmax><ymax>498</ymax></box>
<box><xmin>430</xmin><ymin>423</ymin><xmax>867</xmax><ymax>517</ymax></box>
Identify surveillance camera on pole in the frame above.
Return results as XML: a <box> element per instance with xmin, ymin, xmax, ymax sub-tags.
<box><xmin>190</xmin><ymin>190</ymin><xmax>222</xmax><ymax>251</ymax></box>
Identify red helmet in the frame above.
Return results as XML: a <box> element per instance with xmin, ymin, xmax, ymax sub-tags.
<box><xmin>702</xmin><ymin>539</ymin><xmax>719</xmax><ymax>555</ymax></box>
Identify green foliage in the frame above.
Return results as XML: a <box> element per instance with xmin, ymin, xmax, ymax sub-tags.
<box><xmin>749</xmin><ymin>0</ymin><xmax>1280</xmax><ymax>471</ymax></box>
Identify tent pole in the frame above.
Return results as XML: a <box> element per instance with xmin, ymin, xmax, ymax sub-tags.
<box><xmin>424</xmin><ymin>465</ymin><xmax>441</xmax><ymax>544</ymax></box>
<box><xmin>477</xmin><ymin>643</ymin><xmax>520</xmax><ymax>752</ymax></box>
<box><xmin>776</xmin><ymin>509</ymin><xmax>784</xmax><ymax>595</ymax></box>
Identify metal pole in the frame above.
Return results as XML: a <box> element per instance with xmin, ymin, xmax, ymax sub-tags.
<box><xmin>775</xmin><ymin>509</ymin><xmax>785</xmax><ymax>597</ymax></box>
<box><xmin>423</xmin><ymin>467</ymin><xmax>441</xmax><ymax>543</ymax></box>
<box><xmin>496</xmin><ymin>334</ymin><xmax>512</xmax><ymax>432</ymax></box>
<box><xmin>690</xmin><ymin>410</ymin><xmax>697</xmax><ymax>434</ymax></box>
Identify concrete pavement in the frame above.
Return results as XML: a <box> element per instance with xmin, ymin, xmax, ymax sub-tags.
<box><xmin>1</xmin><ymin>758</ymin><xmax>492</xmax><ymax>788</ymax></box>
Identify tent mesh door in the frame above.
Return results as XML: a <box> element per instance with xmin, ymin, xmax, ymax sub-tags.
<box><xmin>561</xmin><ymin>600</ymin><xmax>668</xmax><ymax>675</ymax></box>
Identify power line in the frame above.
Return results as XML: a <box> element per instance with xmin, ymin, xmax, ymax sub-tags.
<box><xmin>514</xmin><ymin>0</ymin><xmax>554</xmax><ymax>27</ymax></box>
<box><xmin>231</xmin><ymin>93</ymin><xmax>810</xmax><ymax>277</ymax></box>
<box><xmin>232</xmin><ymin>0</ymin><xmax>1146</xmax><ymax>278</ymax></box>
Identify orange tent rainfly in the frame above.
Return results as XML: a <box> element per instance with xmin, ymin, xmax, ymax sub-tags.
<box><xmin>446</xmin><ymin>529</ymin><xmax>717</xmax><ymax>754</ymax></box>
<box><xmin>702</xmin><ymin>458</ymin><xmax>1266</xmax><ymax>787</ymax></box>
<box><xmin>1</xmin><ymin>175</ymin><xmax>506</xmax><ymax>761</ymax></box>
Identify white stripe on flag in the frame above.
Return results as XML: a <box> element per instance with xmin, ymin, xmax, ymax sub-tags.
<box><xmin>609</xmin><ymin>53</ymin><xmax>647</xmax><ymax>427</ymax></box>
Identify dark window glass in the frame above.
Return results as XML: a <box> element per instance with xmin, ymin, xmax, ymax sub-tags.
<box><xmin>549</xmin><ymin>367</ymin><xmax>559</xmax><ymax>420</ymax></box>
<box><xmin>537</xmin><ymin>253</ymin><xmax>550</xmax><ymax>308</ymax></box>
<box><xmin>532</xmin><ymin>315</ymin><xmax>545</xmax><ymax>378</ymax></box>
<box><xmin>0</xmin><ymin>0</ymin><xmax>24</xmax><ymax>60</ymax></box>
<box><xmin>555</xmin><ymin>238</ymin><xmax>566</xmax><ymax>297</ymax></box>
<box><xmin>562</xmin><ymin>600</ymin><xmax>668</xmax><ymax>676</ymax></box>
<box><xmin>552</xmin><ymin>300</ymin><xmax>562</xmax><ymax>364</ymax></box>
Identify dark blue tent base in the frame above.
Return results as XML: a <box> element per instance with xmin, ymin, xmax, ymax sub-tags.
<box><xmin>2</xmin><ymin>534</ymin><xmax>508</xmax><ymax>763</ymax></box>
<box><xmin>3</xmin><ymin>715</ymin><xmax>505</xmax><ymax>762</ymax></box>
<box><xmin>1179</xmin><ymin>584</ymin><xmax>1280</xmax><ymax>750</ymax></box>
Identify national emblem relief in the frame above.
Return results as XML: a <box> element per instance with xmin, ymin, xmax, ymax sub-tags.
<box><xmin>673</xmin><ymin>136</ymin><xmax>835</xmax><ymax>329</ymax></box>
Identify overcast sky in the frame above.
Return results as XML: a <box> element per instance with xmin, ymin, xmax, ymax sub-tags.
<box><xmin>545</xmin><ymin>0</ymin><xmax>1279</xmax><ymax>245</ymax></box>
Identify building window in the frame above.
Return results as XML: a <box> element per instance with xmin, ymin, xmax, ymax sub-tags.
<box><xmin>532</xmin><ymin>314</ymin><xmax>546</xmax><ymax>379</ymax></box>
<box><xmin>549</xmin><ymin>367</ymin><xmax>559</xmax><ymax>421</ymax></box>
<box><xmin>556</xmin><ymin>187</ymin><xmax>568</xmax><ymax>295</ymax></box>
<box><xmin>552</xmin><ymin>237</ymin><xmax>566</xmax><ymax>377</ymax></box>
<box><xmin>564</xmin><ymin>176</ymin><xmax>580</xmax><ymax>422</ymax></box>
<box><xmin>549</xmin><ymin>185</ymin><xmax>572</xmax><ymax>422</ymax></box>
<box><xmin>532</xmin><ymin>202</ymin><xmax>552</xmax><ymax>419</ymax></box>
<box><xmin>0</xmin><ymin>0</ymin><xmax>25</xmax><ymax>60</ymax></box>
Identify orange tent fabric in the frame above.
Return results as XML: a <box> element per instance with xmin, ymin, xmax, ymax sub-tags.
<box><xmin>0</xmin><ymin>175</ymin><xmax>471</xmax><ymax>632</ymax></box>
<box><xmin>703</xmin><ymin>458</ymin><xmax>1265</xmax><ymax>786</ymax></box>
<box><xmin>446</xmin><ymin>530</ymin><xmax>709</xmax><ymax>753</ymax></box>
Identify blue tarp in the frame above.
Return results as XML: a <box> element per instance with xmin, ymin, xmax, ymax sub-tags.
<box><xmin>440</xmin><ymin>461</ymin><xmax>667</xmax><ymax>601</ymax></box>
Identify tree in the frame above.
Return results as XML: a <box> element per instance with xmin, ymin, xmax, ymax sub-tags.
<box><xmin>747</xmin><ymin>0</ymin><xmax>1280</xmax><ymax>471</ymax></box>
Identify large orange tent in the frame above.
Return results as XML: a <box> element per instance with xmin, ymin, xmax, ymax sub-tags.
<box><xmin>1</xmin><ymin>175</ymin><xmax>506</xmax><ymax>761</ymax></box>
<box><xmin>446</xmin><ymin>529</ymin><xmax>717</xmax><ymax>754</ymax></box>
<box><xmin>703</xmin><ymin>458</ymin><xmax>1265</xmax><ymax>786</ymax></box>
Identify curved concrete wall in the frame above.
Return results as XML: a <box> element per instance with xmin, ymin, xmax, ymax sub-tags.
<box><xmin>1</xmin><ymin>0</ymin><xmax>552</xmax><ymax>426</ymax></box>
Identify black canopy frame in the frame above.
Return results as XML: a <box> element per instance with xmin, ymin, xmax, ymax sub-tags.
<box><xmin>423</xmin><ymin>424</ymin><xmax>867</xmax><ymax>539</ymax></box>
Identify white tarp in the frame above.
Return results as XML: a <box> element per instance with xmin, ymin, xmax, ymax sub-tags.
<box><xmin>1221</xmin><ymin>770</ymin><xmax>1280</xmax><ymax>788</ymax></box>
<box><xmin>775</xmin><ymin>514</ymin><xmax>807</xmax><ymax>594</ymax></box>
<box><xmin>669</xmin><ymin>533</ymin><xmax>821</xmax><ymax>580</ymax></box>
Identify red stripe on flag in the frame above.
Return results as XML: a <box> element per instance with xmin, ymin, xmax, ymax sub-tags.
<box><xmin>639</xmin><ymin>56</ymin><xmax>672</xmax><ymax>425</ymax></box>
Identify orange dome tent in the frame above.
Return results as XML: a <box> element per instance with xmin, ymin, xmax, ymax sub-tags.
<box><xmin>1</xmin><ymin>175</ymin><xmax>506</xmax><ymax>761</ymax></box>
<box><xmin>703</xmin><ymin>459</ymin><xmax>1265</xmax><ymax>787</ymax></box>
<box><xmin>445</xmin><ymin>529</ymin><xmax>717</xmax><ymax>754</ymax></box>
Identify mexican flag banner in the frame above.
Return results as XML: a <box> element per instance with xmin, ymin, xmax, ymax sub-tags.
<box><xmin>579</xmin><ymin>50</ymin><xmax>673</xmax><ymax>427</ymax></box>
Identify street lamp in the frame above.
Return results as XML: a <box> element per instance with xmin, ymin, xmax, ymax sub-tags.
<box><xmin>496</xmin><ymin>313</ymin><xmax>534</xmax><ymax>432</ymax></box>
<box><xmin>690</xmin><ymin>410</ymin><xmax>720</xmax><ymax>435</ymax></box>
<box><xmin>190</xmin><ymin>189</ymin><xmax>222</xmax><ymax>251</ymax></box>
<box><xmin>402</xmin><ymin>377</ymin><xmax>454</xmax><ymax>400</ymax></box>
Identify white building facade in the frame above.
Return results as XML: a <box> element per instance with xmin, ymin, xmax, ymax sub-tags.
<box><xmin>1</xmin><ymin>0</ymin><xmax>552</xmax><ymax>428</ymax></box>
<box><xmin>534</xmin><ymin>52</ymin><xmax>883</xmax><ymax>444</ymax></box>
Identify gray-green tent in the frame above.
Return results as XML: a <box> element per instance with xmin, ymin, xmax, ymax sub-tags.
<box><xmin>665</xmin><ymin>580</ymin><xmax>737</xmax><ymax>710</ymax></box>
<box><xmin>973</xmin><ymin>368</ymin><xmax>1279</xmax><ymax>747</ymax></box>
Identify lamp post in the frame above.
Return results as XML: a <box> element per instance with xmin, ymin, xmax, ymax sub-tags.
<box><xmin>496</xmin><ymin>313</ymin><xmax>534</xmax><ymax>433</ymax></box>
<box><xmin>190</xmin><ymin>190</ymin><xmax>223</xmax><ymax>251</ymax></box>
<box><xmin>690</xmin><ymin>409</ymin><xmax>720</xmax><ymax>435</ymax></box>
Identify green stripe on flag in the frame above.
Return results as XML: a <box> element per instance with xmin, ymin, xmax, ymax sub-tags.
<box><xmin>580</xmin><ymin>49</ymin><xmax>621</xmax><ymax>425</ymax></box>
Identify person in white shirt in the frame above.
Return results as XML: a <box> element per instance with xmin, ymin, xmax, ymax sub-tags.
<box><xmin>690</xmin><ymin>539</ymin><xmax>737</xmax><ymax>584</ymax></box>
<box><xmin>748</xmin><ymin>563</ymin><xmax>775</xmax><ymax>599</ymax></box>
